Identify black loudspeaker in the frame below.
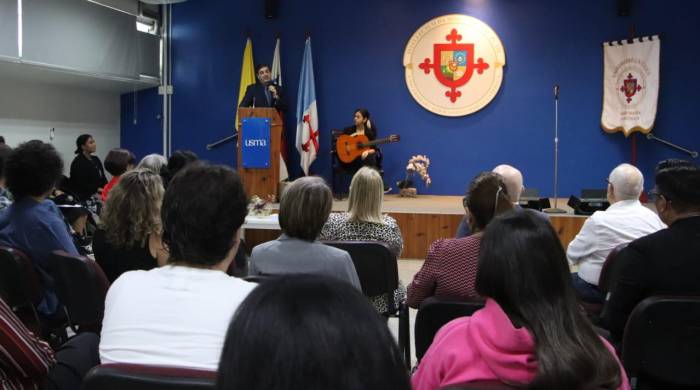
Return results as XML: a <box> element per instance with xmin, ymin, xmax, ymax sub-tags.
<box><xmin>617</xmin><ymin>0</ymin><xmax>632</xmax><ymax>16</ymax></box>
<box><xmin>265</xmin><ymin>0</ymin><xmax>279</xmax><ymax>19</ymax></box>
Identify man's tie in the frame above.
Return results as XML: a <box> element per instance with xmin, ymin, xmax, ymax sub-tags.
<box><xmin>264</xmin><ymin>87</ymin><xmax>272</xmax><ymax>106</ymax></box>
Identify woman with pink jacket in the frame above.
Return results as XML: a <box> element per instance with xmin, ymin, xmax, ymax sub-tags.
<box><xmin>412</xmin><ymin>209</ymin><xmax>630</xmax><ymax>390</ymax></box>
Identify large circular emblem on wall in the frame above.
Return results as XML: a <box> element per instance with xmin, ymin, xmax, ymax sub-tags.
<box><xmin>403</xmin><ymin>14</ymin><xmax>506</xmax><ymax>117</ymax></box>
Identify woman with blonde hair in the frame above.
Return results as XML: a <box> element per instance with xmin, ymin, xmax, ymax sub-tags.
<box><xmin>320</xmin><ymin>166</ymin><xmax>405</xmax><ymax>313</ymax></box>
<box><xmin>93</xmin><ymin>169</ymin><xmax>168</xmax><ymax>282</ymax></box>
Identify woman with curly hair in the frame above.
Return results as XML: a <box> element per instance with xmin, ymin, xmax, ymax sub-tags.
<box><xmin>93</xmin><ymin>169</ymin><xmax>168</xmax><ymax>282</ymax></box>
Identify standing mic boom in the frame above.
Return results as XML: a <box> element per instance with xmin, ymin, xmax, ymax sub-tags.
<box><xmin>544</xmin><ymin>84</ymin><xmax>566</xmax><ymax>214</ymax></box>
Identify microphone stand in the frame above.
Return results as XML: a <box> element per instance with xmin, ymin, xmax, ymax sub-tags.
<box><xmin>206</xmin><ymin>132</ymin><xmax>238</xmax><ymax>150</ymax></box>
<box><xmin>544</xmin><ymin>84</ymin><xmax>567</xmax><ymax>214</ymax></box>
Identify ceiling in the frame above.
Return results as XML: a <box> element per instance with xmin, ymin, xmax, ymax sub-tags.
<box><xmin>0</xmin><ymin>58</ymin><xmax>160</xmax><ymax>94</ymax></box>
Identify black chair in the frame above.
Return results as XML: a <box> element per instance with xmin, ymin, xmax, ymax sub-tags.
<box><xmin>597</xmin><ymin>242</ymin><xmax>629</xmax><ymax>295</ymax></box>
<box><xmin>579</xmin><ymin>242</ymin><xmax>629</xmax><ymax>319</ymax></box>
<box><xmin>622</xmin><ymin>296</ymin><xmax>700</xmax><ymax>390</ymax></box>
<box><xmin>48</xmin><ymin>250</ymin><xmax>110</xmax><ymax>332</ymax></box>
<box><xmin>82</xmin><ymin>364</ymin><xmax>216</xmax><ymax>390</ymax></box>
<box><xmin>0</xmin><ymin>247</ymin><xmax>43</xmax><ymax>333</ymax></box>
<box><xmin>322</xmin><ymin>240</ymin><xmax>410</xmax><ymax>367</ymax></box>
<box><xmin>414</xmin><ymin>297</ymin><xmax>485</xmax><ymax>362</ymax></box>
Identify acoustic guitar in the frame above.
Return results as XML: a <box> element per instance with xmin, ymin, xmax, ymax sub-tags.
<box><xmin>335</xmin><ymin>133</ymin><xmax>400</xmax><ymax>164</ymax></box>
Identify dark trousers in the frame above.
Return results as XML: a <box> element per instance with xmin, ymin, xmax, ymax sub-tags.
<box><xmin>47</xmin><ymin>332</ymin><xmax>100</xmax><ymax>390</ymax></box>
<box><xmin>571</xmin><ymin>272</ymin><xmax>605</xmax><ymax>304</ymax></box>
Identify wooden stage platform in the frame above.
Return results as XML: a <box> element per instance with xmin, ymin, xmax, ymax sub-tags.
<box><xmin>245</xmin><ymin>195</ymin><xmax>588</xmax><ymax>259</ymax></box>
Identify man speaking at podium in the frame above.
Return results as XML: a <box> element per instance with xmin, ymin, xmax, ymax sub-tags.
<box><xmin>239</xmin><ymin>64</ymin><xmax>288</xmax><ymax>112</ymax></box>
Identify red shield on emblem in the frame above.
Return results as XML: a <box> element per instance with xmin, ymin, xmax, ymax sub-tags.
<box><xmin>418</xmin><ymin>29</ymin><xmax>490</xmax><ymax>103</ymax></box>
<box><xmin>433</xmin><ymin>43</ymin><xmax>475</xmax><ymax>89</ymax></box>
<box><xmin>623</xmin><ymin>78</ymin><xmax>638</xmax><ymax>98</ymax></box>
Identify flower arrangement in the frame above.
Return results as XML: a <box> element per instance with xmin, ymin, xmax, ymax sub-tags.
<box><xmin>248</xmin><ymin>194</ymin><xmax>275</xmax><ymax>216</ymax></box>
<box><xmin>397</xmin><ymin>155</ymin><xmax>431</xmax><ymax>197</ymax></box>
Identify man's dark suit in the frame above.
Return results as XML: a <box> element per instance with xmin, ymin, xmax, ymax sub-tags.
<box><xmin>239</xmin><ymin>82</ymin><xmax>287</xmax><ymax>112</ymax></box>
<box><xmin>602</xmin><ymin>216</ymin><xmax>700</xmax><ymax>341</ymax></box>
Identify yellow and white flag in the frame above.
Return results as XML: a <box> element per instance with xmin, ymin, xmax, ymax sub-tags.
<box><xmin>236</xmin><ymin>37</ymin><xmax>256</xmax><ymax>127</ymax></box>
<box><xmin>601</xmin><ymin>36</ymin><xmax>660</xmax><ymax>137</ymax></box>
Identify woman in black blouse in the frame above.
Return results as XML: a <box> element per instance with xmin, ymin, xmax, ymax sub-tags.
<box><xmin>69</xmin><ymin>134</ymin><xmax>107</xmax><ymax>201</ymax></box>
<box><xmin>341</xmin><ymin>109</ymin><xmax>381</xmax><ymax>172</ymax></box>
<box><xmin>93</xmin><ymin>169</ymin><xmax>168</xmax><ymax>282</ymax></box>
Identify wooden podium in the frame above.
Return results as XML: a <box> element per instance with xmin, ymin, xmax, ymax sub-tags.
<box><xmin>237</xmin><ymin>108</ymin><xmax>283</xmax><ymax>200</ymax></box>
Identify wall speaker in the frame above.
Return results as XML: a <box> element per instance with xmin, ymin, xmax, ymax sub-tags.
<box><xmin>617</xmin><ymin>0</ymin><xmax>632</xmax><ymax>16</ymax></box>
<box><xmin>265</xmin><ymin>0</ymin><xmax>279</xmax><ymax>19</ymax></box>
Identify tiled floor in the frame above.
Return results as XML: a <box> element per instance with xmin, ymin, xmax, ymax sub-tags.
<box><xmin>388</xmin><ymin>258</ymin><xmax>423</xmax><ymax>366</ymax></box>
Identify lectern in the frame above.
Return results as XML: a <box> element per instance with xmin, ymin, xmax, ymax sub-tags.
<box><xmin>237</xmin><ymin>107</ymin><xmax>283</xmax><ymax>200</ymax></box>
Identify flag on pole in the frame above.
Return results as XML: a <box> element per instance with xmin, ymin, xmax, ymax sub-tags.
<box><xmin>295</xmin><ymin>38</ymin><xmax>319</xmax><ymax>176</ymax></box>
<box><xmin>601</xmin><ymin>35</ymin><xmax>660</xmax><ymax>136</ymax></box>
<box><xmin>271</xmin><ymin>37</ymin><xmax>282</xmax><ymax>86</ymax></box>
<box><xmin>272</xmin><ymin>37</ymin><xmax>289</xmax><ymax>181</ymax></box>
<box><xmin>236</xmin><ymin>37</ymin><xmax>255</xmax><ymax>129</ymax></box>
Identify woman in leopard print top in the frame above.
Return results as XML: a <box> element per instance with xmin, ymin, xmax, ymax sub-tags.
<box><xmin>320</xmin><ymin>167</ymin><xmax>406</xmax><ymax>314</ymax></box>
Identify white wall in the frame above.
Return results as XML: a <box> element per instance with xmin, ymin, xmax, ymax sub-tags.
<box><xmin>0</xmin><ymin>77</ymin><xmax>120</xmax><ymax>177</ymax></box>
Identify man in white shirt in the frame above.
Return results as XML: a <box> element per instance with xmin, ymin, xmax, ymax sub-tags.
<box><xmin>567</xmin><ymin>163</ymin><xmax>665</xmax><ymax>303</ymax></box>
<box><xmin>99</xmin><ymin>163</ymin><xmax>257</xmax><ymax>371</ymax></box>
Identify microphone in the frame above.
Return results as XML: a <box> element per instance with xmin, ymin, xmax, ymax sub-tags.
<box><xmin>553</xmin><ymin>85</ymin><xmax>560</xmax><ymax>100</ymax></box>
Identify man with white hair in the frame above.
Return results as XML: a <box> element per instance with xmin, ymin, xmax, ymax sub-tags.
<box><xmin>456</xmin><ymin>164</ymin><xmax>534</xmax><ymax>237</ymax></box>
<box><xmin>567</xmin><ymin>163</ymin><xmax>665</xmax><ymax>303</ymax></box>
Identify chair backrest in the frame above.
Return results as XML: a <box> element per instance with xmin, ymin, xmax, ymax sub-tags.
<box><xmin>48</xmin><ymin>250</ymin><xmax>110</xmax><ymax>330</ymax></box>
<box><xmin>0</xmin><ymin>247</ymin><xmax>42</xmax><ymax>330</ymax></box>
<box><xmin>415</xmin><ymin>297</ymin><xmax>485</xmax><ymax>361</ymax></box>
<box><xmin>598</xmin><ymin>242</ymin><xmax>628</xmax><ymax>294</ymax></box>
<box><xmin>622</xmin><ymin>295</ymin><xmax>700</xmax><ymax>387</ymax></box>
<box><xmin>0</xmin><ymin>247</ymin><xmax>41</xmax><ymax>307</ymax></box>
<box><xmin>321</xmin><ymin>241</ymin><xmax>398</xmax><ymax>298</ymax></box>
<box><xmin>82</xmin><ymin>364</ymin><xmax>216</xmax><ymax>390</ymax></box>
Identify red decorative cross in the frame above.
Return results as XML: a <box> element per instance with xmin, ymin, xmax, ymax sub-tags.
<box><xmin>419</xmin><ymin>58</ymin><xmax>433</xmax><ymax>74</ymax></box>
<box><xmin>446</xmin><ymin>29</ymin><xmax>462</xmax><ymax>44</ymax></box>
<box><xmin>301</xmin><ymin>114</ymin><xmax>319</xmax><ymax>153</ymax></box>
<box><xmin>474</xmin><ymin>58</ymin><xmax>489</xmax><ymax>74</ymax></box>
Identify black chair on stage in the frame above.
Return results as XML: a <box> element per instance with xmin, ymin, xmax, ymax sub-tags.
<box><xmin>0</xmin><ymin>246</ymin><xmax>43</xmax><ymax>333</ymax></box>
<box><xmin>48</xmin><ymin>250</ymin><xmax>110</xmax><ymax>333</ymax></box>
<box><xmin>414</xmin><ymin>297</ymin><xmax>485</xmax><ymax>362</ymax></box>
<box><xmin>322</xmin><ymin>240</ymin><xmax>410</xmax><ymax>367</ymax></box>
<box><xmin>621</xmin><ymin>296</ymin><xmax>700</xmax><ymax>390</ymax></box>
<box><xmin>82</xmin><ymin>364</ymin><xmax>216</xmax><ymax>390</ymax></box>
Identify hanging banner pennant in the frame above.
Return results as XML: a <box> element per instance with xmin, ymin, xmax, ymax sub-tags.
<box><xmin>601</xmin><ymin>35</ymin><xmax>660</xmax><ymax>137</ymax></box>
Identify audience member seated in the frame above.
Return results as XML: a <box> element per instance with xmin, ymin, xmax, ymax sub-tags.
<box><xmin>216</xmin><ymin>275</ymin><xmax>411</xmax><ymax>390</ymax></box>
<box><xmin>568</xmin><ymin>164</ymin><xmax>665</xmax><ymax>304</ymax></box>
<box><xmin>69</xmin><ymin>134</ymin><xmax>107</xmax><ymax>202</ymax></box>
<box><xmin>407</xmin><ymin>172</ymin><xmax>513</xmax><ymax>308</ymax></box>
<box><xmin>412</xmin><ymin>210</ymin><xmax>630</xmax><ymax>390</ymax></box>
<box><xmin>0</xmin><ymin>140</ymin><xmax>79</xmax><ymax>317</ymax></box>
<box><xmin>101</xmin><ymin>148</ymin><xmax>135</xmax><ymax>202</ymax></box>
<box><xmin>319</xmin><ymin>167</ymin><xmax>405</xmax><ymax>313</ymax></box>
<box><xmin>160</xmin><ymin>150</ymin><xmax>198</xmax><ymax>188</ymax></box>
<box><xmin>93</xmin><ymin>169</ymin><xmax>168</xmax><ymax>283</ymax></box>
<box><xmin>250</xmin><ymin>177</ymin><xmax>360</xmax><ymax>289</ymax></box>
<box><xmin>456</xmin><ymin>164</ymin><xmax>540</xmax><ymax>238</ymax></box>
<box><xmin>136</xmin><ymin>153</ymin><xmax>168</xmax><ymax>175</ymax></box>
<box><xmin>0</xmin><ymin>297</ymin><xmax>100</xmax><ymax>389</ymax></box>
<box><xmin>99</xmin><ymin>163</ymin><xmax>256</xmax><ymax>370</ymax></box>
<box><xmin>603</xmin><ymin>161</ymin><xmax>700</xmax><ymax>341</ymax></box>
<box><xmin>0</xmin><ymin>143</ymin><xmax>13</xmax><ymax>211</ymax></box>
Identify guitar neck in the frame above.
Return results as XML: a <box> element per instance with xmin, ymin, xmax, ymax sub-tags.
<box><xmin>362</xmin><ymin>137</ymin><xmax>396</xmax><ymax>147</ymax></box>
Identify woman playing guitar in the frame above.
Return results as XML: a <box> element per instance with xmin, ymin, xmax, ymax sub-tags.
<box><xmin>339</xmin><ymin>109</ymin><xmax>393</xmax><ymax>191</ymax></box>
<box><xmin>341</xmin><ymin>109</ymin><xmax>379</xmax><ymax>169</ymax></box>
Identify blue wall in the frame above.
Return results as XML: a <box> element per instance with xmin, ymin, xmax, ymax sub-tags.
<box><xmin>121</xmin><ymin>87</ymin><xmax>163</xmax><ymax>161</ymax></box>
<box><xmin>121</xmin><ymin>0</ymin><xmax>700</xmax><ymax>196</ymax></box>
